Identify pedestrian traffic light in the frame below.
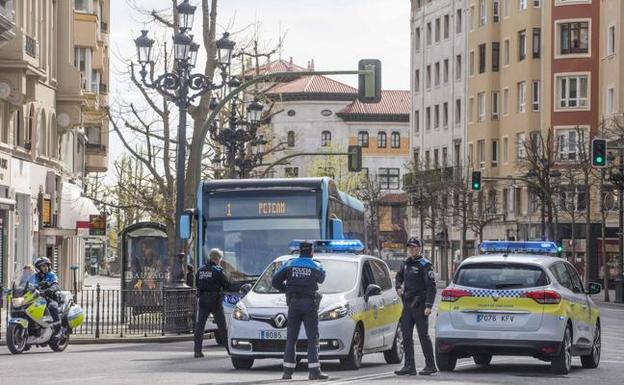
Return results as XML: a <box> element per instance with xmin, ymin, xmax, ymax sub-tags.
<box><xmin>592</xmin><ymin>138</ymin><xmax>607</xmax><ymax>167</ymax></box>
<box><xmin>348</xmin><ymin>145</ymin><xmax>362</xmax><ymax>172</ymax></box>
<box><xmin>358</xmin><ymin>59</ymin><xmax>382</xmax><ymax>103</ymax></box>
<box><xmin>471</xmin><ymin>171</ymin><xmax>482</xmax><ymax>191</ymax></box>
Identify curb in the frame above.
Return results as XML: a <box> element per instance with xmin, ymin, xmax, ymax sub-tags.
<box><xmin>0</xmin><ymin>332</ymin><xmax>212</xmax><ymax>346</ymax></box>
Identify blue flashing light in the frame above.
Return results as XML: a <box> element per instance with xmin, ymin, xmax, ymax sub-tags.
<box><xmin>479</xmin><ymin>241</ymin><xmax>560</xmax><ymax>256</ymax></box>
<box><xmin>288</xmin><ymin>239</ymin><xmax>365</xmax><ymax>253</ymax></box>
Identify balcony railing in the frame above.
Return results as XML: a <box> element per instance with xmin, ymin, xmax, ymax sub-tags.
<box><xmin>25</xmin><ymin>35</ymin><xmax>36</xmax><ymax>58</ymax></box>
<box><xmin>86</xmin><ymin>143</ymin><xmax>107</xmax><ymax>152</ymax></box>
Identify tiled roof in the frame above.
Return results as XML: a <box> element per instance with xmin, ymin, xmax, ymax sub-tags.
<box><xmin>338</xmin><ymin>90</ymin><xmax>411</xmax><ymax>116</ymax></box>
<box><xmin>267</xmin><ymin>75</ymin><xmax>357</xmax><ymax>95</ymax></box>
<box><xmin>243</xmin><ymin>59</ymin><xmax>307</xmax><ymax>77</ymax></box>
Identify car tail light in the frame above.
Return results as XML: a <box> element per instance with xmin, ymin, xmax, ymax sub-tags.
<box><xmin>522</xmin><ymin>290</ymin><xmax>561</xmax><ymax>304</ymax></box>
<box><xmin>441</xmin><ymin>288</ymin><xmax>472</xmax><ymax>302</ymax></box>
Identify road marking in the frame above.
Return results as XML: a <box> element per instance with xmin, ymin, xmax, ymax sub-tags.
<box><xmin>46</xmin><ymin>376</ymin><xmax>108</xmax><ymax>384</ymax></box>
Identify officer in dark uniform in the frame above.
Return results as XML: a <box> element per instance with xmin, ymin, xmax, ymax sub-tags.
<box><xmin>394</xmin><ymin>237</ymin><xmax>438</xmax><ymax>376</ymax></box>
<box><xmin>194</xmin><ymin>248</ymin><xmax>230</xmax><ymax>358</ymax></box>
<box><xmin>271</xmin><ymin>241</ymin><xmax>328</xmax><ymax>380</ymax></box>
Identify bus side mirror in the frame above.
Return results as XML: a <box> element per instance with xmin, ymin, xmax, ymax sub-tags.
<box><xmin>180</xmin><ymin>211</ymin><xmax>193</xmax><ymax>240</ymax></box>
<box><xmin>330</xmin><ymin>218</ymin><xmax>344</xmax><ymax>240</ymax></box>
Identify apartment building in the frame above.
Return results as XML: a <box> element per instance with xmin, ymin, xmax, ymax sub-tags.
<box><xmin>0</xmin><ymin>0</ymin><xmax>110</xmax><ymax>289</ymax></box>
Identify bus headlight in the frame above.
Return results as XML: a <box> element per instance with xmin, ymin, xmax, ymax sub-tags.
<box><xmin>233</xmin><ymin>302</ymin><xmax>250</xmax><ymax>321</ymax></box>
<box><xmin>319</xmin><ymin>304</ymin><xmax>350</xmax><ymax>321</ymax></box>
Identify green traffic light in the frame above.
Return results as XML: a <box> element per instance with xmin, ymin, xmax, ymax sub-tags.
<box><xmin>473</xmin><ymin>183</ymin><xmax>480</xmax><ymax>189</ymax></box>
<box><xmin>596</xmin><ymin>156</ymin><xmax>604</xmax><ymax>164</ymax></box>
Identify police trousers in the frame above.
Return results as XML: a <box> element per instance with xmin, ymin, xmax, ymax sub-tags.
<box><xmin>46</xmin><ymin>299</ymin><xmax>60</xmax><ymax>330</ymax></box>
<box><xmin>194</xmin><ymin>294</ymin><xmax>227</xmax><ymax>353</ymax></box>
<box><xmin>400</xmin><ymin>299</ymin><xmax>435</xmax><ymax>369</ymax></box>
<box><xmin>283</xmin><ymin>297</ymin><xmax>320</xmax><ymax>372</ymax></box>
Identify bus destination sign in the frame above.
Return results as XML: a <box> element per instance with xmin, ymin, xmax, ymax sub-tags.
<box><xmin>208</xmin><ymin>194</ymin><xmax>317</xmax><ymax>219</ymax></box>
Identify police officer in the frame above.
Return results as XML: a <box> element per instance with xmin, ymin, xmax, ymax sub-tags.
<box><xmin>394</xmin><ymin>237</ymin><xmax>438</xmax><ymax>376</ymax></box>
<box><xmin>194</xmin><ymin>248</ymin><xmax>230</xmax><ymax>358</ymax></box>
<box><xmin>271</xmin><ymin>241</ymin><xmax>328</xmax><ymax>381</ymax></box>
<box><xmin>30</xmin><ymin>258</ymin><xmax>61</xmax><ymax>337</ymax></box>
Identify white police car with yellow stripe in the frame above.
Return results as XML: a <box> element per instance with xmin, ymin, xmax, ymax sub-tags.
<box><xmin>227</xmin><ymin>240</ymin><xmax>403</xmax><ymax>370</ymax></box>
<box><xmin>435</xmin><ymin>241</ymin><xmax>602</xmax><ymax>375</ymax></box>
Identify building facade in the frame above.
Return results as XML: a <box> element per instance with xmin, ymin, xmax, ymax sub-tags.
<box><xmin>0</xmin><ymin>0</ymin><xmax>109</xmax><ymax>289</ymax></box>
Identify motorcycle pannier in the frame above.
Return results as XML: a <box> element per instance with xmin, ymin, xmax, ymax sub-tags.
<box><xmin>67</xmin><ymin>304</ymin><xmax>85</xmax><ymax>328</ymax></box>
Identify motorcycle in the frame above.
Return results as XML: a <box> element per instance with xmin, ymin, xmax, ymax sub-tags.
<box><xmin>6</xmin><ymin>272</ymin><xmax>85</xmax><ymax>354</ymax></box>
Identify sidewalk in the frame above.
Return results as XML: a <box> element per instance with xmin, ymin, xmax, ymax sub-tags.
<box><xmin>591</xmin><ymin>289</ymin><xmax>624</xmax><ymax>308</ymax></box>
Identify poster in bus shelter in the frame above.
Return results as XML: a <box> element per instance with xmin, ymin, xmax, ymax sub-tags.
<box><xmin>126</xmin><ymin>236</ymin><xmax>169</xmax><ymax>293</ymax></box>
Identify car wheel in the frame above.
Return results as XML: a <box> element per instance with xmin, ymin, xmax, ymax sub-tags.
<box><xmin>231</xmin><ymin>356</ymin><xmax>254</xmax><ymax>369</ymax></box>
<box><xmin>436</xmin><ymin>350</ymin><xmax>457</xmax><ymax>372</ymax></box>
<box><xmin>473</xmin><ymin>354</ymin><xmax>492</xmax><ymax>366</ymax></box>
<box><xmin>581</xmin><ymin>322</ymin><xmax>600</xmax><ymax>369</ymax></box>
<box><xmin>383</xmin><ymin>327</ymin><xmax>404</xmax><ymax>364</ymax></box>
<box><xmin>340</xmin><ymin>325</ymin><xmax>364</xmax><ymax>370</ymax></box>
<box><xmin>551</xmin><ymin>324</ymin><xmax>572</xmax><ymax>375</ymax></box>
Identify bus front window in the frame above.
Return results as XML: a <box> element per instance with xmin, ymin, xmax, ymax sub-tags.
<box><xmin>205</xmin><ymin>218</ymin><xmax>320</xmax><ymax>283</ymax></box>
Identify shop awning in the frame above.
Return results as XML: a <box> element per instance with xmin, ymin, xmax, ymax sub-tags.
<box><xmin>60</xmin><ymin>182</ymin><xmax>100</xmax><ymax>231</ymax></box>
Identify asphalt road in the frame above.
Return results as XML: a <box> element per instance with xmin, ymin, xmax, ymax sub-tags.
<box><xmin>1</xmin><ymin>304</ymin><xmax>623</xmax><ymax>385</ymax></box>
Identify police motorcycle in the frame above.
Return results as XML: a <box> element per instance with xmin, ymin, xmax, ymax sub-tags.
<box><xmin>6</xmin><ymin>271</ymin><xmax>85</xmax><ymax>354</ymax></box>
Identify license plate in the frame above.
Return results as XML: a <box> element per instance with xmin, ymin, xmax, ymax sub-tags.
<box><xmin>476</xmin><ymin>314</ymin><xmax>515</xmax><ymax>324</ymax></box>
<box><xmin>260</xmin><ymin>330</ymin><xmax>285</xmax><ymax>340</ymax></box>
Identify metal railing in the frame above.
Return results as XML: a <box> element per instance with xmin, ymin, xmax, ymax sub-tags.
<box><xmin>24</xmin><ymin>35</ymin><xmax>36</xmax><ymax>58</ymax></box>
<box><xmin>1</xmin><ymin>284</ymin><xmax>197</xmax><ymax>339</ymax></box>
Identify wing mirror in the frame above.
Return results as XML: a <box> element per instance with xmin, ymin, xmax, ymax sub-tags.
<box><xmin>364</xmin><ymin>284</ymin><xmax>382</xmax><ymax>302</ymax></box>
<box><xmin>586</xmin><ymin>282</ymin><xmax>602</xmax><ymax>295</ymax></box>
<box><xmin>239</xmin><ymin>283</ymin><xmax>252</xmax><ymax>296</ymax></box>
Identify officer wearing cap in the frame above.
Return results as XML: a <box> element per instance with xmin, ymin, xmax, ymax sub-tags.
<box><xmin>271</xmin><ymin>241</ymin><xmax>328</xmax><ymax>380</ymax></box>
<box><xmin>394</xmin><ymin>237</ymin><xmax>438</xmax><ymax>376</ymax></box>
<box><xmin>194</xmin><ymin>247</ymin><xmax>230</xmax><ymax>358</ymax></box>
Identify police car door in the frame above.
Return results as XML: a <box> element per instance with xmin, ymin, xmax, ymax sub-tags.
<box><xmin>550</xmin><ymin>262</ymin><xmax>584</xmax><ymax>346</ymax></box>
<box><xmin>361</xmin><ymin>260</ymin><xmax>384</xmax><ymax>349</ymax></box>
<box><xmin>370</xmin><ymin>259</ymin><xmax>400</xmax><ymax>349</ymax></box>
<box><xmin>565</xmin><ymin>262</ymin><xmax>593</xmax><ymax>345</ymax></box>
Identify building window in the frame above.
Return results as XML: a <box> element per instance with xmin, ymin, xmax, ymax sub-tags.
<box><xmin>456</xmin><ymin>54</ymin><xmax>462</xmax><ymax>80</ymax></box>
<box><xmin>532</xmin><ymin>28</ymin><xmax>541</xmax><ymax>58</ymax></box>
<box><xmin>492</xmin><ymin>91</ymin><xmax>500</xmax><ymax>120</ymax></box>
<box><xmin>434</xmin><ymin>104</ymin><xmax>440</xmax><ymax>128</ymax></box>
<box><xmin>470</xmin><ymin>51</ymin><xmax>475</xmax><ymax>76</ymax></box>
<box><xmin>455</xmin><ymin>99</ymin><xmax>462</xmax><ymax>124</ymax></box>
<box><xmin>74</xmin><ymin>47</ymin><xmax>92</xmax><ymax>91</ymax></box>
<box><xmin>378</xmin><ymin>168</ymin><xmax>400</xmax><ymax>190</ymax></box>
<box><xmin>492</xmin><ymin>42</ymin><xmax>500</xmax><ymax>72</ymax></box>
<box><xmin>557</xmin><ymin>75</ymin><xmax>589</xmax><ymax>109</ymax></box>
<box><xmin>285</xmin><ymin>167</ymin><xmax>299</xmax><ymax>178</ymax></box>
<box><xmin>426</xmin><ymin>65</ymin><xmax>431</xmax><ymax>88</ymax></box>
<box><xmin>86</xmin><ymin>125</ymin><xmax>100</xmax><ymax>146</ymax></box>
<box><xmin>414</xmin><ymin>110</ymin><xmax>420</xmax><ymax>133</ymax></box>
<box><xmin>415</xmin><ymin>27</ymin><xmax>421</xmax><ymax>51</ymax></box>
<box><xmin>435</xmin><ymin>62</ymin><xmax>440</xmax><ymax>86</ymax></box>
<box><xmin>556</xmin><ymin>129</ymin><xmax>585</xmax><ymax>161</ymax></box>
<box><xmin>425</xmin><ymin>150</ymin><xmax>431</xmax><ymax>169</ymax></box>
<box><xmin>358</xmin><ymin>131</ymin><xmax>369</xmax><ymax>147</ymax></box>
<box><xmin>504</xmin><ymin>0</ymin><xmax>510</xmax><ymax>18</ymax></box>
<box><xmin>287</xmin><ymin>131</ymin><xmax>295</xmax><ymax>147</ymax></box>
<box><xmin>456</xmin><ymin>9</ymin><xmax>462</xmax><ymax>33</ymax></box>
<box><xmin>493</xmin><ymin>0</ymin><xmax>500</xmax><ymax>23</ymax></box>
<box><xmin>479</xmin><ymin>0</ymin><xmax>486</xmax><ymax>26</ymax></box>
<box><xmin>478</xmin><ymin>139</ymin><xmax>485</xmax><ymax>167</ymax></box>
<box><xmin>492</xmin><ymin>139</ymin><xmax>499</xmax><ymax>166</ymax></box>
<box><xmin>504</xmin><ymin>39</ymin><xmax>510</xmax><ymax>66</ymax></box>
<box><xmin>377</xmin><ymin>131</ymin><xmax>387</xmax><ymax>148</ymax></box>
<box><xmin>469</xmin><ymin>97</ymin><xmax>474</xmax><ymax>122</ymax></box>
<box><xmin>518</xmin><ymin>81</ymin><xmax>526</xmax><ymax>113</ymax></box>
<box><xmin>517</xmin><ymin>133</ymin><xmax>526</xmax><ymax>159</ymax></box>
<box><xmin>503</xmin><ymin>88</ymin><xmax>510</xmax><ymax>115</ymax></box>
<box><xmin>532</xmin><ymin>80</ymin><xmax>540</xmax><ymax>112</ymax></box>
<box><xmin>479</xmin><ymin>43</ymin><xmax>486</xmax><ymax>73</ymax></box>
<box><xmin>518</xmin><ymin>30</ymin><xmax>527</xmax><ymax>61</ymax></box>
<box><xmin>433</xmin><ymin>149</ymin><xmax>439</xmax><ymax>168</ymax></box>
<box><xmin>391</xmin><ymin>132</ymin><xmax>401</xmax><ymax>148</ymax></box>
<box><xmin>426</xmin><ymin>107</ymin><xmax>431</xmax><ymax>130</ymax></box>
<box><xmin>607</xmin><ymin>88</ymin><xmax>615</xmax><ymax>115</ymax></box>
<box><xmin>470</xmin><ymin>6</ymin><xmax>475</xmax><ymax>31</ymax></box>
<box><xmin>435</xmin><ymin>17</ymin><xmax>441</xmax><ymax>42</ymax></box>
<box><xmin>560</xmin><ymin>22</ymin><xmax>589</xmax><ymax>55</ymax></box>
<box><xmin>442</xmin><ymin>147</ymin><xmax>448</xmax><ymax>167</ymax></box>
<box><xmin>519</xmin><ymin>0</ymin><xmax>527</xmax><ymax>10</ymax></box>
<box><xmin>478</xmin><ymin>92</ymin><xmax>486</xmax><ymax>121</ymax></box>
<box><xmin>533</xmin><ymin>0</ymin><xmax>540</xmax><ymax>6</ymax></box>
<box><xmin>443</xmin><ymin>102</ymin><xmax>449</xmax><ymax>127</ymax></box>
<box><xmin>415</xmin><ymin>69</ymin><xmax>420</xmax><ymax>92</ymax></box>
<box><xmin>321</xmin><ymin>130</ymin><xmax>331</xmax><ymax>147</ymax></box>
<box><xmin>608</xmin><ymin>25</ymin><xmax>616</xmax><ymax>56</ymax></box>
<box><xmin>74</xmin><ymin>0</ymin><xmax>91</xmax><ymax>12</ymax></box>
<box><xmin>444</xmin><ymin>14</ymin><xmax>450</xmax><ymax>39</ymax></box>
<box><xmin>503</xmin><ymin>137</ymin><xmax>509</xmax><ymax>163</ymax></box>
<box><xmin>443</xmin><ymin>59</ymin><xmax>449</xmax><ymax>84</ymax></box>
<box><xmin>427</xmin><ymin>22</ymin><xmax>432</xmax><ymax>45</ymax></box>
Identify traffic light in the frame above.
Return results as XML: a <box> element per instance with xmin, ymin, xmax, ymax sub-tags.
<box><xmin>358</xmin><ymin>59</ymin><xmax>382</xmax><ymax>103</ymax></box>
<box><xmin>591</xmin><ymin>138</ymin><xmax>607</xmax><ymax>167</ymax></box>
<box><xmin>556</xmin><ymin>240</ymin><xmax>564</xmax><ymax>254</ymax></box>
<box><xmin>471</xmin><ymin>171</ymin><xmax>482</xmax><ymax>191</ymax></box>
<box><xmin>347</xmin><ymin>145</ymin><xmax>362</xmax><ymax>172</ymax></box>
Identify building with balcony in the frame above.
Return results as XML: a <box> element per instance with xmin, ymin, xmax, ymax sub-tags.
<box><xmin>0</xmin><ymin>0</ymin><xmax>110</xmax><ymax>289</ymax></box>
<box><xmin>0</xmin><ymin>0</ymin><xmax>15</xmax><ymax>47</ymax></box>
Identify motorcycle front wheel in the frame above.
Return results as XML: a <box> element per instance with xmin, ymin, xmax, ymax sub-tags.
<box><xmin>7</xmin><ymin>323</ymin><xmax>28</xmax><ymax>354</ymax></box>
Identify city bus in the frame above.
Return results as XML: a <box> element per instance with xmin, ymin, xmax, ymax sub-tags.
<box><xmin>181</xmin><ymin>177</ymin><xmax>365</xmax><ymax>330</ymax></box>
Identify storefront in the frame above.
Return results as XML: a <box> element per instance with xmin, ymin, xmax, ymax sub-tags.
<box><xmin>0</xmin><ymin>152</ymin><xmax>13</xmax><ymax>286</ymax></box>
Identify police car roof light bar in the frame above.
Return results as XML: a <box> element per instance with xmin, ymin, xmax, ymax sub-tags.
<box><xmin>479</xmin><ymin>241</ymin><xmax>560</xmax><ymax>256</ymax></box>
<box><xmin>288</xmin><ymin>239</ymin><xmax>365</xmax><ymax>254</ymax></box>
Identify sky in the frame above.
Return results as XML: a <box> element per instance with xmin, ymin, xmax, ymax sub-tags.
<box><xmin>107</xmin><ymin>0</ymin><xmax>411</xmax><ymax>176</ymax></box>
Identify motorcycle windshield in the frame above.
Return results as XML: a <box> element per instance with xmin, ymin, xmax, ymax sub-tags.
<box><xmin>13</xmin><ymin>271</ymin><xmax>34</xmax><ymax>293</ymax></box>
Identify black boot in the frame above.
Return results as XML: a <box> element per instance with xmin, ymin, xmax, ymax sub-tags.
<box><xmin>418</xmin><ymin>367</ymin><xmax>438</xmax><ymax>376</ymax></box>
<box><xmin>394</xmin><ymin>366</ymin><xmax>417</xmax><ymax>376</ymax></box>
<box><xmin>194</xmin><ymin>352</ymin><xmax>204</xmax><ymax>358</ymax></box>
<box><xmin>282</xmin><ymin>368</ymin><xmax>294</xmax><ymax>380</ymax></box>
<box><xmin>309</xmin><ymin>369</ymin><xmax>329</xmax><ymax>380</ymax></box>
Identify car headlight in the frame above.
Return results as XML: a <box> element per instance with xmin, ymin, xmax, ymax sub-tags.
<box><xmin>232</xmin><ymin>302</ymin><xmax>250</xmax><ymax>321</ymax></box>
<box><xmin>12</xmin><ymin>297</ymin><xmax>25</xmax><ymax>308</ymax></box>
<box><xmin>319</xmin><ymin>304</ymin><xmax>350</xmax><ymax>321</ymax></box>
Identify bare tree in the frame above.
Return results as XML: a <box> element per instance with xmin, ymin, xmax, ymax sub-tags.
<box><xmin>354</xmin><ymin>174</ymin><xmax>388</xmax><ymax>256</ymax></box>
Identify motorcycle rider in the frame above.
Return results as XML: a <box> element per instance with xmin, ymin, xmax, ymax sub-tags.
<box><xmin>30</xmin><ymin>257</ymin><xmax>61</xmax><ymax>337</ymax></box>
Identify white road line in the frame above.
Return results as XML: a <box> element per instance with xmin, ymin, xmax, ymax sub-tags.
<box><xmin>46</xmin><ymin>376</ymin><xmax>108</xmax><ymax>384</ymax></box>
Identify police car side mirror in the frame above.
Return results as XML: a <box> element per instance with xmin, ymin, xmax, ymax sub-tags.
<box><xmin>364</xmin><ymin>284</ymin><xmax>382</xmax><ymax>302</ymax></box>
<box><xmin>586</xmin><ymin>282</ymin><xmax>602</xmax><ymax>295</ymax></box>
<box><xmin>239</xmin><ymin>283</ymin><xmax>252</xmax><ymax>296</ymax></box>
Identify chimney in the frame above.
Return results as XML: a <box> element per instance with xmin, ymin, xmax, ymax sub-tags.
<box><xmin>307</xmin><ymin>60</ymin><xmax>311</xmax><ymax>70</ymax></box>
<box><xmin>289</xmin><ymin>56</ymin><xmax>293</xmax><ymax>64</ymax></box>
<box><xmin>310</xmin><ymin>59</ymin><xmax>315</xmax><ymax>70</ymax></box>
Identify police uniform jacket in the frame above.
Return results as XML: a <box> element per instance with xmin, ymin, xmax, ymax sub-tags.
<box><xmin>196</xmin><ymin>261</ymin><xmax>230</xmax><ymax>294</ymax></box>
<box><xmin>271</xmin><ymin>256</ymin><xmax>326</xmax><ymax>296</ymax></box>
<box><xmin>395</xmin><ymin>256</ymin><xmax>436</xmax><ymax>308</ymax></box>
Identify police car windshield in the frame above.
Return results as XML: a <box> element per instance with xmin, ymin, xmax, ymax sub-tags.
<box><xmin>454</xmin><ymin>263</ymin><xmax>549</xmax><ymax>290</ymax></box>
<box><xmin>254</xmin><ymin>259</ymin><xmax>358</xmax><ymax>295</ymax></box>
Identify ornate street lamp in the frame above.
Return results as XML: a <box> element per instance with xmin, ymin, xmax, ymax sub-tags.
<box><xmin>216</xmin><ymin>32</ymin><xmax>235</xmax><ymax>66</ymax></box>
<box><xmin>173</xmin><ymin>32</ymin><xmax>192</xmax><ymax>61</ymax></box>
<box><xmin>176</xmin><ymin>0</ymin><xmax>196</xmax><ymax>31</ymax></box>
<box><xmin>247</xmin><ymin>99</ymin><xmax>264</xmax><ymax>125</ymax></box>
<box><xmin>189</xmin><ymin>41</ymin><xmax>200</xmax><ymax>67</ymax></box>
<box><xmin>134</xmin><ymin>30</ymin><xmax>154</xmax><ymax>64</ymax></box>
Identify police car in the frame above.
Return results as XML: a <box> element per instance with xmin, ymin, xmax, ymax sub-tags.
<box><xmin>435</xmin><ymin>241</ymin><xmax>602</xmax><ymax>375</ymax></box>
<box><xmin>227</xmin><ymin>240</ymin><xmax>403</xmax><ymax>370</ymax></box>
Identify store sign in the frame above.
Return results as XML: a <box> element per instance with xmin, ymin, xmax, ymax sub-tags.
<box><xmin>41</xmin><ymin>197</ymin><xmax>52</xmax><ymax>227</ymax></box>
<box><xmin>89</xmin><ymin>214</ymin><xmax>106</xmax><ymax>236</ymax></box>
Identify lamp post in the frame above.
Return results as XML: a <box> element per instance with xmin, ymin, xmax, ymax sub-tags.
<box><xmin>133</xmin><ymin>1</ymin><xmax>236</xmax><ymax>286</ymax></box>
